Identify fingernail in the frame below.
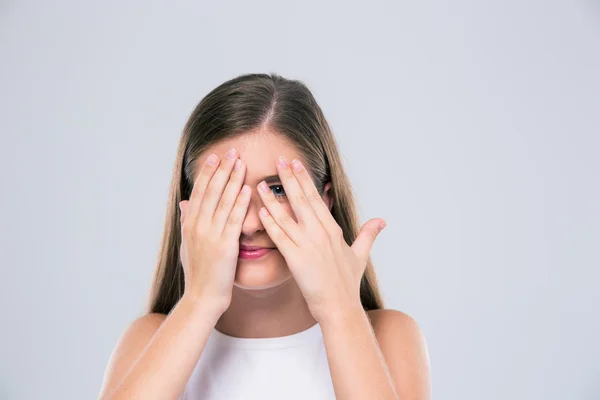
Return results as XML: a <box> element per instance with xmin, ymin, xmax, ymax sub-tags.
<box><xmin>207</xmin><ymin>154</ymin><xmax>218</xmax><ymax>166</ymax></box>
<box><xmin>292</xmin><ymin>159</ymin><xmax>303</xmax><ymax>172</ymax></box>
<box><xmin>278</xmin><ymin>156</ymin><xmax>288</xmax><ymax>168</ymax></box>
<box><xmin>259</xmin><ymin>181</ymin><xmax>269</xmax><ymax>193</ymax></box>
<box><xmin>226</xmin><ymin>148</ymin><xmax>237</xmax><ymax>160</ymax></box>
<box><xmin>234</xmin><ymin>159</ymin><xmax>243</xmax><ymax>170</ymax></box>
<box><xmin>379</xmin><ymin>220</ymin><xmax>387</xmax><ymax>230</ymax></box>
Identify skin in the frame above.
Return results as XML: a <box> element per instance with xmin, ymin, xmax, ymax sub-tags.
<box><xmin>98</xmin><ymin>126</ymin><xmax>431</xmax><ymax>399</ymax></box>
<box><xmin>190</xmin><ymin>129</ymin><xmax>332</xmax><ymax>339</ymax></box>
<box><xmin>192</xmin><ymin>127</ymin><xmax>430</xmax><ymax>398</ymax></box>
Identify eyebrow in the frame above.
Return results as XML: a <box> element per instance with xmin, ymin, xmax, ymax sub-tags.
<box><xmin>257</xmin><ymin>173</ymin><xmax>322</xmax><ymax>193</ymax></box>
<box><xmin>261</xmin><ymin>175</ymin><xmax>281</xmax><ymax>184</ymax></box>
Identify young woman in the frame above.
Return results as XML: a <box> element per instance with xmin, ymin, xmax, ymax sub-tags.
<box><xmin>98</xmin><ymin>73</ymin><xmax>431</xmax><ymax>399</ymax></box>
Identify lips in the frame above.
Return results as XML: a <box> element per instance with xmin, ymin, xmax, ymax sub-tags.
<box><xmin>239</xmin><ymin>245</ymin><xmax>275</xmax><ymax>251</ymax></box>
<box><xmin>238</xmin><ymin>245</ymin><xmax>276</xmax><ymax>260</ymax></box>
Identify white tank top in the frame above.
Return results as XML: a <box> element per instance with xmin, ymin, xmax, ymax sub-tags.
<box><xmin>179</xmin><ymin>322</ymin><xmax>336</xmax><ymax>399</ymax></box>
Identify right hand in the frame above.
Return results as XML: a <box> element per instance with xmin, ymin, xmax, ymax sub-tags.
<box><xmin>178</xmin><ymin>147</ymin><xmax>250</xmax><ymax>313</ymax></box>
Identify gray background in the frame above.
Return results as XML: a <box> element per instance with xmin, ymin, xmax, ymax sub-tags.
<box><xmin>1</xmin><ymin>1</ymin><xmax>599</xmax><ymax>399</ymax></box>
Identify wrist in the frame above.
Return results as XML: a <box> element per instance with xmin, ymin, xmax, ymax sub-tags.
<box><xmin>180</xmin><ymin>292</ymin><xmax>229</xmax><ymax>319</ymax></box>
<box><xmin>313</xmin><ymin>300</ymin><xmax>365</xmax><ymax>326</ymax></box>
<box><xmin>318</xmin><ymin>307</ymin><xmax>368</xmax><ymax>338</ymax></box>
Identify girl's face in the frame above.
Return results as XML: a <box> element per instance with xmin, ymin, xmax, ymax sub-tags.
<box><xmin>193</xmin><ymin>129</ymin><xmax>332</xmax><ymax>291</ymax></box>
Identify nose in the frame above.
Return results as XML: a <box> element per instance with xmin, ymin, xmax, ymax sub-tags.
<box><xmin>240</xmin><ymin>188</ymin><xmax>265</xmax><ymax>237</ymax></box>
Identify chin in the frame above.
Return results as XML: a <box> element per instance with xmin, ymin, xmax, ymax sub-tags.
<box><xmin>233</xmin><ymin>269</ymin><xmax>292</xmax><ymax>291</ymax></box>
<box><xmin>233</xmin><ymin>257</ymin><xmax>292</xmax><ymax>291</ymax></box>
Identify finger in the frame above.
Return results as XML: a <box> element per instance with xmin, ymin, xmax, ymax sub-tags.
<box><xmin>212</xmin><ymin>158</ymin><xmax>247</xmax><ymax>234</ymax></box>
<box><xmin>275</xmin><ymin>156</ymin><xmax>320</xmax><ymax>230</ymax></box>
<box><xmin>222</xmin><ymin>184</ymin><xmax>252</xmax><ymax>241</ymax></box>
<box><xmin>290</xmin><ymin>159</ymin><xmax>338</xmax><ymax>235</ymax></box>
<box><xmin>257</xmin><ymin>180</ymin><xmax>304</xmax><ymax>245</ymax></box>
<box><xmin>186</xmin><ymin>153</ymin><xmax>221</xmax><ymax>225</ymax></box>
<box><xmin>179</xmin><ymin>200</ymin><xmax>188</xmax><ymax>226</ymax></box>
<box><xmin>197</xmin><ymin>148</ymin><xmax>239</xmax><ymax>225</ymax></box>
<box><xmin>351</xmin><ymin>219</ymin><xmax>386</xmax><ymax>267</ymax></box>
<box><xmin>258</xmin><ymin>206</ymin><xmax>296</xmax><ymax>253</ymax></box>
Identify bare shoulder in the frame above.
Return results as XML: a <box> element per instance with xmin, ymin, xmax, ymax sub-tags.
<box><xmin>123</xmin><ymin>312</ymin><xmax>167</xmax><ymax>343</ymax></box>
<box><xmin>98</xmin><ymin>313</ymin><xmax>167</xmax><ymax>397</ymax></box>
<box><xmin>108</xmin><ymin>313</ymin><xmax>168</xmax><ymax>362</ymax></box>
<box><xmin>366</xmin><ymin>309</ymin><xmax>431</xmax><ymax>399</ymax></box>
<box><xmin>366</xmin><ymin>308</ymin><xmax>423</xmax><ymax>338</ymax></box>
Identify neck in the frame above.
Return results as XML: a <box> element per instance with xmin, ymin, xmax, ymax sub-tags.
<box><xmin>214</xmin><ymin>277</ymin><xmax>317</xmax><ymax>338</ymax></box>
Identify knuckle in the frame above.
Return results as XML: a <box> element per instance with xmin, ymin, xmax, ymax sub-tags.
<box><xmin>217</xmin><ymin>196</ymin><xmax>233</xmax><ymax>211</ymax></box>
<box><xmin>309</xmin><ymin>192</ymin><xmax>323</xmax><ymax>204</ymax></box>
<box><xmin>228</xmin><ymin>211</ymin><xmax>244</xmax><ymax>226</ymax></box>
<box><xmin>205</xmin><ymin>184</ymin><xmax>221</xmax><ymax>199</ymax></box>
<box><xmin>190</xmin><ymin>185</ymin><xmax>204</xmax><ymax>200</ymax></box>
<box><xmin>293</xmin><ymin>194</ymin><xmax>308</xmax><ymax>205</ymax></box>
<box><xmin>279</xmin><ymin>212</ymin><xmax>294</xmax><ymax>226</ymax></box>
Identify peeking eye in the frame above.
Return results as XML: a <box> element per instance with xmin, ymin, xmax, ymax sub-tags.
<box><xmin>270</xmin><ymin>185</ymin><xmax>286</xmax><ymax>198</ymax></box>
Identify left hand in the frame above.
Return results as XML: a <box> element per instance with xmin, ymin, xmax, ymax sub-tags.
<box><xmin>256</xmin><ymin>156</ymin><xmax>387</xmax><ymax>323</ymax></box>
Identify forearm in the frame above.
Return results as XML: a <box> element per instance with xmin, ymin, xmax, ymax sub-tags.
<box><xmin>104</xmin><ymin>295</ymin><xmax>223</xmax><ymax>400</ymax></box>
<box><xmin>320</xmin><ymin>307</ymin><xmax>399</xmax><ymax>400</ymax></box>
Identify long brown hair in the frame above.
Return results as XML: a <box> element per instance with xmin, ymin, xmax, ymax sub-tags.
<box><xmin>146</xmin><ymin>73</ymin><xmax>385</xmax><ymax>315</ymax></box>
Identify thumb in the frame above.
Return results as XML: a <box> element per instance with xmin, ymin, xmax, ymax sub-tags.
<box><xmin>351</xmin><ymin>218</ymin><xmax>386</xmax><ymax>263</ymax></box>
